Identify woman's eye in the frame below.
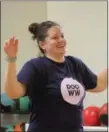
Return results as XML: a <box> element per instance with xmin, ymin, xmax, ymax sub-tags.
<box><xmin>52</xmin><ymin>36</ymin><xmax>58</xmax><ymax>39</ymax></box>
<box><xmin>52</xmin><ymin>35</ymin><xmax>64</xmax><ymax>39</ymax></box>
<box><xmin>61</xmin><ymin>35</ymin><xmax>64</xmax><ymax>38</ymax></box>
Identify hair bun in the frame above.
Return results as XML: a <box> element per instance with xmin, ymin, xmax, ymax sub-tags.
<box><xmin>28</xmin><ymin>23</ymin><xmax>39</xmax><ymax>39</ymax></box>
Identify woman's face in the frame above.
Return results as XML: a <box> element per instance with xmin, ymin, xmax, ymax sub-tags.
<box><xmin>40</xmin><ymin>26</ymin><xmax>67</xmax><ymax>57</ymax></box>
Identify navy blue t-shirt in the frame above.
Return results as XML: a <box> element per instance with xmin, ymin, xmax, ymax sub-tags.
<box><xmin>17</xmin><ymin>56</ymin><xmax>97</xmax><ymax>132</ymax></box>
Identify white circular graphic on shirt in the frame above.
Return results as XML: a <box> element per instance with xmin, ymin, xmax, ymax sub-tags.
<box><xmin>60</xmin><ymin>78</ymin><xmax>85</xmax><ymax>105</ymax></box>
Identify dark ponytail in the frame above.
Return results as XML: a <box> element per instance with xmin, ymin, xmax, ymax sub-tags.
<box><xmin>28</xmin><ymin>23</ymin><xmax>40</xmax><ymax>40</ymax></box>
<box><xmin>28</xmin><ymin>22</ymin><xmax>45</xmax><ymax>54</ymax></box>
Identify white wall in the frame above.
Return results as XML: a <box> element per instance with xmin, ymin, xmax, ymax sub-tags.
<box><xmin>1</xmin><ymin>1</ymin><xmax>47</xmax><ymax>92</ymax></box>
<box><xmin>47</xmin><ymin>1</ymin><xmax>107</xmax><ymax>107</ymax></box>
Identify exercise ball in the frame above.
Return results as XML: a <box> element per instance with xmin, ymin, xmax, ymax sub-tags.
<box><xmin>14</xmin><ymin>122</ymin><xmax>25</xmax><ymax>132</ymax></box>
<box><xmin>83</xmin><ymin>106</ymin><xmax>100</xmax><ymax>126</ymax></box>
<box><xmin>99</xmin><ymin>103</ymin><xmax>108</xmax><ymax>126</ymax></box>
<box><xmin>15</xmin><ymin>96</ymin><xmax>31</xmax><ymax>113</ymax></box>
<box><xmin>1</xmin><ymin>93</ymin><xmax>16</xmax><ymax>113</ymax></box>
<box><xmin>4</xmin><ymin>124</ymin><xmax>14</xmax><ymax>132</ymax></box>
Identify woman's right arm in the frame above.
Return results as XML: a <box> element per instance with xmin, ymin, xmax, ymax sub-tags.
<box><xmin>4</xmin><ymin>37</ymin><xmax>26</xmax><ymax>99</ymax></box>
<box><xmin>4</xmin><ymin>62</ymin><xmax>26</xmax><ymax>99</ymax></box>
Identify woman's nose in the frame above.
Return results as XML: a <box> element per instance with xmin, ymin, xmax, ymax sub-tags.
<box><xmin>58</xmin><ymin>37</ymin><xmax>64</xmax><ymax>42</ymax></box>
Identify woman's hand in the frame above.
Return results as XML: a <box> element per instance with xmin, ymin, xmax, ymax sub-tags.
<box><xmin>4</xmin><ymin>36</ymin><xmax>18</xmax><ymax>58</ymax></box>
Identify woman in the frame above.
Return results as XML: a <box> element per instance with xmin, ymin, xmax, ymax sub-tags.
<box><xmin>4</xmin><ymin>20</ymin><xmax>108</xmax><ymax>132</ymax></box>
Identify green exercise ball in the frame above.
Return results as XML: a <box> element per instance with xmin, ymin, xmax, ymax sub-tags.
<box><xmin>4</xmin><ymin>124</ymin><xmax>14</xmax><ymax>132</ymax></box>
<box><xmin>15</xmin><ymin>96</ymin><xmax>31</xmax><ymax>113</ymax></box>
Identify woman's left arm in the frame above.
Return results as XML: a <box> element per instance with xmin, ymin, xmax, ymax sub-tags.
<box><xmin>87</xmin><ymin>68</ymin><xmax>108</xmax><ymax>92</ymax></box>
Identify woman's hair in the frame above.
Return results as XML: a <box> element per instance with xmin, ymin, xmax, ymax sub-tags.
<box><xmin>28</xmin><ymin>20</ymin><xmax>59</xmax><ymax>54</ymax></box>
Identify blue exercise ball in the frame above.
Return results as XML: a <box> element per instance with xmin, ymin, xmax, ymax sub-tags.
<box><xmin>1</xmin><ymin>93</ymin><xmax>16</xmax><ymax>113</ymax></box>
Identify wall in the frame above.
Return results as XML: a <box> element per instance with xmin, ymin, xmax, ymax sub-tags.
<box><xmin>47</xmin><ymin>1</ymin><xmax>107</xmax><ymax>107</ymax></box>
<box><xmin>1</xmin><ymin>1</ymin><xmax>47</xmax><ymax>92</ymax></box>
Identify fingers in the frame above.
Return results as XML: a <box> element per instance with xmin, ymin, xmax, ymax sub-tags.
<box><xmin>9</xmin><ymin>36</ymin><xmax>17</xmax><ymax>45</ymax></box>
<box><xmin>4</xmin><ymin>36</ymin><xmax>18</xmax><ymax>52</ymax></box>
<box><xmin>15</xmin><ymin>39</ymin><xmax>18</xmax><ymax>45</ymax></box>
<box><xmin>5</xmin><ymin>36</ymin><xmax>18</xmax><ymax>46</ymax></box>
<box><xmin>3</xmin><ymin>36</ymin><xmax>18</xmax><ymax>57</ymax></box>
<box><xmin>4</xmin><ymin>42</ymin><xmax>8</xmax><ymax>50</ymax></box>
<box><xmin>5</xmin><ymin>42</ymin><xmax>8</xmax><ymax>46</ymax></box>
<box><xmin>9</xmin><ymin>36</ymin><xmax>14</xmax><ymax>44</ymax></box>
<box><xmin>14</xmin><ymin>39</ymin><xmax>18</xmax><ymax>51</ymax></box>
<box><xmin>4</xmin><ymin>42</ymin><xmax>8</xmax><ymax>53</ymax></box>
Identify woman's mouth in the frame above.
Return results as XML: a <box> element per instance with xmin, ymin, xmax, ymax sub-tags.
<box><xmin>57</xmin><ymin>44</ymin><xmax>65</xmax><ymax>48</ymax></box>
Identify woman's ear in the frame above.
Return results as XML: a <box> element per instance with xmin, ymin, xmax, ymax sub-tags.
<box><xmin>39</xmin><ymin>41</ymin><xmax>46</xmax><ymax>50</ymax></box>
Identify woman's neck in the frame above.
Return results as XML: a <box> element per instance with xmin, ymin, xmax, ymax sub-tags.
<box><xmin>46</xmin><ymin>54</ymin><xmax>65</xmax><ymax>63</ymax></box>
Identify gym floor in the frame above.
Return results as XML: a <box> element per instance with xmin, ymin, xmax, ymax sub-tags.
<box><xmin>1</xmin><ymin>114</ymin><xmax>108</xmax><ymax>132</ymax></box>
<box><xmin>1</xmin><ymin>114</ymin><xmax>30</xmax><ymax>126</ymax></box>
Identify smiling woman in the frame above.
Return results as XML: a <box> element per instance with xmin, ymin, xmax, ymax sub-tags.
<box><xmin>3</xmin><ymin>20</ymin><xmax>108</xmax><ymax>132</ymax></box>
<box><xmin>28</xmin><ymin>21</ymin><xmax>66</xmax><ymax>62</ymax></box>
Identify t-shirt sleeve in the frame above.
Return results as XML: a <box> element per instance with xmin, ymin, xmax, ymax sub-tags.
<box><xmin>17</xmin><ymin>61</ymin><xmax>40</xmax><ymax>97</ymax></box>
<box><xmin>78</xmin><ymin>59</ymin><xmax>97</xmax><ymax>90</ymax></box>
<box><xmin>17</xmin><ymin>61</ymin><xmax>35</xmax><ymax>84</ymax></box>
